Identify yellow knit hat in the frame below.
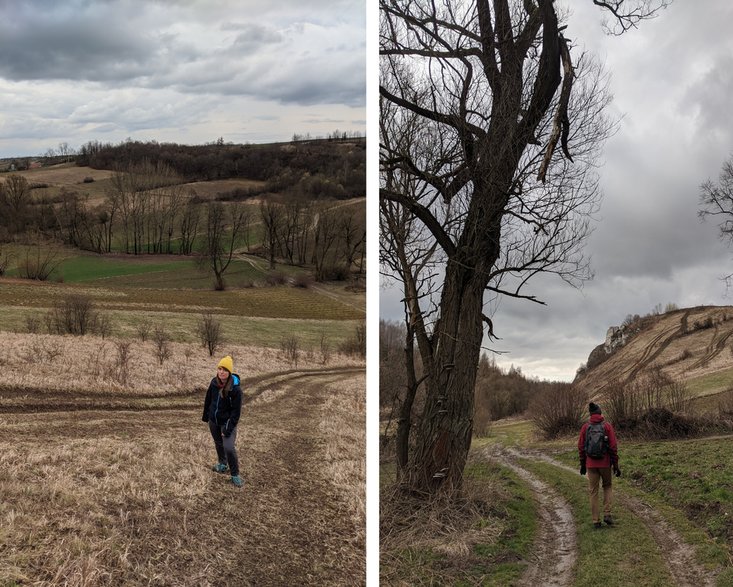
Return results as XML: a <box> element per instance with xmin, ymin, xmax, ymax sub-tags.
<box><xmin>217</xmin><ymin>355</ymin><xmax>234</xmax><ymax>374</ymax></box>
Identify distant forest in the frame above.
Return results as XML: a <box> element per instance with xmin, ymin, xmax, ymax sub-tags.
<box><xmin>77</xmin><ymin>137</ymin><xmax>366</xmax><ymax>199</ymax></box>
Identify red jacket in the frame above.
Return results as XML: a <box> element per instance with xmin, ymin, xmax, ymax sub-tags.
<box><xmin>578</xmin><ymin>414</ymin><xmax>618</xmax><ymax>468</ymax></box>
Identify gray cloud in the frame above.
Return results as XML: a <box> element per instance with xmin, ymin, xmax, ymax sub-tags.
<box><xmin>0</xmin><ymin>0</ymin><xmax>365</xmax><ymax>107</ymax></box>
<box><xmin>380</xmin><ymin>0</ymin><xmax>733</xmax><ymax>381</ymax></box>
<box><xmin>0</xmin><ymin>0</ymin><xmax>365</xmax><ymax>156</ymax></box>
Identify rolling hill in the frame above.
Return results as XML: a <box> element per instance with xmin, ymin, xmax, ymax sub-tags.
<box><xmin>574</xmin><ymin>305</ymin><xmax>733</xmax><ymax>406</ymax></box>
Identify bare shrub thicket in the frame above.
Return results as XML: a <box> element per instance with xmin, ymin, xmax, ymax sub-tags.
<box><xmin>45</xmin><ymin>294</ymin><xmax>107</xmax><ymax>336</ymax></box>
<box><xmin>24</xmin><ymin>338</ymin><xmax>63</xmax><ymax>363</ymax></box>
<box><xmin>152</xmin><ymin>325</ymin><xmax>171</xmax><ymax>366</ymax></box>
<box><xmin>19</xmin><ymin>242</ymin><xmax>61</xmax><ymax>281</ymax></box>
<box><xmin>531</xmin><ymin>383</ymin><xmax>588</xmax><ymax>439</ymax></box>
<box><xmin>319</xmin><ymin>333</ymin><xmax>331</xmax><ymax>365</ymax></box>
<box><xmin>136</xmin><ymin>322</ymin><xmax>151</xmax><ymax>342</ymax></box>
<box><xmin>605</xmin><ymin>378</ymin><xmax>640</xmax><ymax>425</ymax></box>
<box><xmin>25</xmin><ymin>315</ymin><xmax>40</xmax><ymax>334</ymax></box>
<box><xmin>339</xmin><ymin>324</ymin><xmax>366</xmax><ymax>358</ymax></box>
<box><xmin>666</xmin><ymin>380</ymin><xmax>692</xmax><ymax>413</ymax></box>
<box><xmin>197</xmin><ymin>312</ymin><xmax>222</xmax><ymax>357</ymax></box>
<box><xmin>280</xmin><ymin>335</ymin><xmax>300</xmax><ymax>367</ymax></box>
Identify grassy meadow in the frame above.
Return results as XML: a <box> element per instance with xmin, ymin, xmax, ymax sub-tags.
<box><xmin>0</xmin><ymin>248</ymin><xmax>365</xmax><ymax>350</ymax></box>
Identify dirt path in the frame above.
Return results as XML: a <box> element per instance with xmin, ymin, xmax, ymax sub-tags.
<box><xmin>484</xmin><ymin>446</ymin><xmax>577</xmax><ymax>587</ymax></box>
<box><xmin>193</xmin><ymin>369</ymin><xmax>365</xmax><ymax>586</ymax></box>
<box><xmin>505</xmin><ymin>448</ymin><xmax>716</xmax><ymax>587</ymax></box>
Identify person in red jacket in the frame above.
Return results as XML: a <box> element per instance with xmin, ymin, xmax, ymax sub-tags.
<box><xmin>578</xmin><ymin>402</ymin><xmax>620</xmax><ymax>528</ymax></box>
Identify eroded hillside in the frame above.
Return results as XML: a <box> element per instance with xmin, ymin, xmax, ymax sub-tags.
<box><xmin>575</xmin><ymin>306</ymin><xmax>733</xmax><ymax>401</ymax></box>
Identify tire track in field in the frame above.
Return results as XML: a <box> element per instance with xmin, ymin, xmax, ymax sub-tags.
<box><xmin>483</xmin><ymin>446</ymin><xmax>576</xmax><ymax>587</ymax></box>
<box><xmin>512</xmin><ymin>449</ymin><xmax>716</xmax><ymax>587</ymax></box>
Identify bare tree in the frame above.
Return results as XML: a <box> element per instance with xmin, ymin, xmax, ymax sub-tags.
<box><xmin>699</xmin><ymin>157</ymin><xmax>733</xmax><ymax>287</ymax></box>
<box><xmin>380</xmin><ymin>0</ymin><xmax>667</xmax><ymax>495</ymax></box>
<box><xmin>260</xmin><ymin>201</ymin><xmax>284</xmax><ymax>269</ymax></box>
<box><xmin>203</xmin><ymin>202</ymin><xmax>247</xmax><ymax>290</ymax></box>
<box><xmin>179</xmin><ymin>196</ymin><xmax>201</xmax><ymax>255</ymax></box>
<box><xmin>312</xmin><ymin>207</ymin><xmax>340</xmax><ymax>280</ymax></box>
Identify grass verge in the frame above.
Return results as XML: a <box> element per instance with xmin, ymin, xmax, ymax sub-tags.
<box><xmin>519</xmin><ymin>459</ymin><xmax>675</xmax><ymax>587</ymax></box>
<box><xmin>380</xmin><ymin>462</ymin><xmax>536</xmax><ymax>586</ymax></box>
<box><xmin>553</xmin><ymin>438</ymin><xmax>733</xmax><ymax>584</ymax></box>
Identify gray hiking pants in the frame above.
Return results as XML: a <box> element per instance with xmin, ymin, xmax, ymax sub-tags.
<box><xmin>208</xmin><ymin>420</ymin><xmax>239</xmax><ymax>476</ymax></box>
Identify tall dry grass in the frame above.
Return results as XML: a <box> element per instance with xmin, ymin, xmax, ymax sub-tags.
<box><xmin>0</xmin><ymin>331</ymin><xmax>363</xmax><ymax>396</ymax></box>
<box><xmin>0</xmin><ymin>414</ymin><xmax>216</xmax><ymax>586</ymax></box>
<box><xmin>319</xmin><ymin>376</ymin><xmax>366</xmax><ymax>526</ymax></box>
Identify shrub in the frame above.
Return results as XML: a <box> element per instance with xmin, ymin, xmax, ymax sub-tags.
<box><xmin>25</xmin><ymin>315</ymin><xmax>40</xmax><ymax>334</ymax></box>
<box><xmin>114</xmin><ymin>340</ymin><xmax>132</xmax><ymax>385</ymax></box>
<box><xmin>198</xmin><ymin>312</ymin><xmax>222</xmax><ymax>357</ymax></box>
<box><xmin>339</xmin><ymin>324</ymin><xmax>366</xmax><ymax>358</ymax></box>
<box><xmin>319</xmin><ymin>333</ymin><xmax>331</xmax><ymax>365</ymax></box>
<box><xmin>152</xmin><ymin>325</ymin><xmax>171</xmax><ymax>366</ymax></box>
<box><xmin>265</xmin><ymin>272</ymin><xmax>288</xmax><ymax>286</ymax></box>
<box><xmin>46</xmin><ymin>294</ymin><xmax>97</xmax><ymax>335</ymax></box>
<box><xmin>280</xmin><ymin>335</ymin><xmax>300</xmax><ymax>367</ymax></box>
<box><xmin>136</xmin><ymin>322</ymin><xmax>151</xmax><ymax>342</ymax></box>
<box><xmin>293</xmin><ymin>273</ymin><xmax>314</xmax><ymax>289</ymax></box>
<box><xmin>530</xmin><ymin>383</ymin><xmax>588</xmax><ymax>439</ymax></box>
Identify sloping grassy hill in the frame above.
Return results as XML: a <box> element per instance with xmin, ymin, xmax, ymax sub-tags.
<box><xmin>575</xmin><ymin>306</ymin><xmax>733</xmax><ymax>403</ymax></box>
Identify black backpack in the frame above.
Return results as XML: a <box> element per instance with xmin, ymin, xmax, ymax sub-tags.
<box><xmin>584</xmin><ymin>421</ymin><xmax>608</xmax><ymax>459</ymax></box>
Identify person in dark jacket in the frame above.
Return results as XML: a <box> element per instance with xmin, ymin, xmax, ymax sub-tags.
<box><xmin>578</xmin><ymin>402</ymin><xmax>620</xmax><ymax>528</ymax></box>
<box><xmin>202</xmin><ymin>355</ymin><xmax>243</xmax><ymax>488</ymax></box>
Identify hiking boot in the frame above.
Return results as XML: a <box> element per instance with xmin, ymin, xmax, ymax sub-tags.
<box><xmin>593</xmin><ymin>521</ymin><xmax>603</xmax><ymax>529</ymax></box>
<box><xmin>604</xmin><ymin>516</ymin><xmax>614</xmax><ymax>526</ymax></box>
<box><xmin>212</xmin><ymin>463</ymin><xmax>228</xmax><ymax>473</ymax></box>
<box><xmin>231</xmin><ymin>475</ymin><xmax>244</xmax><ymax>488</ymax></box>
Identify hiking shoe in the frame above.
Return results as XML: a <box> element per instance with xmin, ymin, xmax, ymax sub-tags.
<box><xmin>593</xmin><ymin>522</ymin><xmax>603</xmax><ymax>529</ymax></box>
<box><xmin>231</xmin><ymin>475</ymin><xmax>244</xmax><ymax>488</ymax></box>
<box><xmin>604</xmin><ymin>516</ymin><xmax>614</xmax><ymax>526</ymax></box>
<box><xmin>212</xmin><ymin>463</ymin><xmax>228</xmax><ymax>473</ymax></box>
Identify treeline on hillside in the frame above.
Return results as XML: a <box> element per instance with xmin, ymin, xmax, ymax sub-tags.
<box><xmin>76</xmin><ymin>138</ymin><xmax>366</xmax><ymax>199</ymax></box>
<box><xmin>0</xmin><ymin>163</ymin><xmax>365</xmax><ymax>283</ymax></box>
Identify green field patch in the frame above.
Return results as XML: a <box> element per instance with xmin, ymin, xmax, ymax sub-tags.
<box><xmin>687</xmin><ymin>368</ymin><xmax>733</xmax><ymax>399</ymax></box>
<box><xmin>56</xmin><ymin>256</ymin><xmax>188</xmax><ymax>283</ymax></box>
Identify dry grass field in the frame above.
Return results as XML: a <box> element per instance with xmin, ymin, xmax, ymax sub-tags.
<box><xmin>0</xmin><ymin>333</ymin><xmax>365</xmax><ymax>585</ymax></box>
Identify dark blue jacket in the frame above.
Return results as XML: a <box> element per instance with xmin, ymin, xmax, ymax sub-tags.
<box><xmin>202</xmin><ymin>373</ymin><xmax>242</xmax><ymax>434</ymax></box>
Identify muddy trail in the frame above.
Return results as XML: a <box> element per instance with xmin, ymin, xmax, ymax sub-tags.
<box><xmin>0</xmin><ymin>368</ymin><xmax>365</xmax><ymax>586</ymax></box>
<box><xmin>487</xmin><ymin>446</ymin><xmax>576</xmax><ymax>587</ymax></box>
<box><xmin>483</xmin><ymin>447</ymin><xmax>716</xmax><ymax>587</ymax></box>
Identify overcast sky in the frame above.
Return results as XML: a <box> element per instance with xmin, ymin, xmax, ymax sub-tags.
<box><xmin>0</xmin><ymin>0</ymin><xmax>365</xmax><ymax>157</ymax></box>
<box><xmin>379</xmin><ymin>0</ymin><xmax>733</xmax><ymax>382</ymax></box>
